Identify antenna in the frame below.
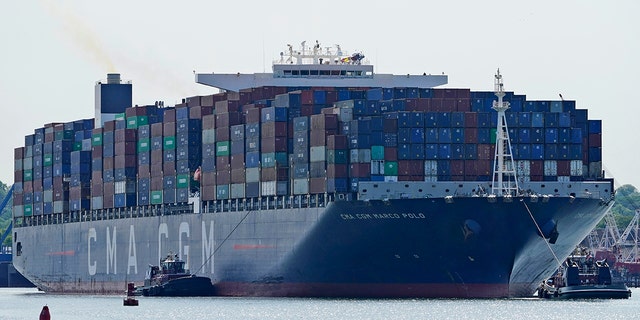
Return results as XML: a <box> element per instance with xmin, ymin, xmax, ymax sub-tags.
<box><xmin>491</xmin><ymin>69</ymin><xmax>519</xmax><ymax>195</ymax></box>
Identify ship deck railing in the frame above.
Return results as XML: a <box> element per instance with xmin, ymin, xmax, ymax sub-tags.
<box><xmin>13</xmin><ymin>193</ymin><xmax>339</xmax><ymax>227</ymax></box>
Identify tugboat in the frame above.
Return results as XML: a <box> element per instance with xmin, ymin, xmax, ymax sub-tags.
<box><xmin>136</xmin><ymin>252</ymin><xmax>214</xmax><ymax>297</ymax></box>
<box><xmin>537</xmin><ymin>248</ymin><xmax>631</xmax><ymax>299</ymax></box>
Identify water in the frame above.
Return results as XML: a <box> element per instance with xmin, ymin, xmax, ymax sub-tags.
<box><xmin>0</xmin><ymin>288</ymin><xmax>638</xmax><ymax>320</ymax></box>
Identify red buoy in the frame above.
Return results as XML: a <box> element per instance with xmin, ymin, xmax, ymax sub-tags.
<box><xmin>39</xmin><ymin>306</ymin><xmax>50</xmax><ymax>320</ymax></box>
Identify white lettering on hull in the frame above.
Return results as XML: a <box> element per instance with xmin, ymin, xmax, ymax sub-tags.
<box><xmin>179</xmin><ymin>222</ymin><xmax>190</xmax><ymax>270</ymax></box>
<box><xmin>88</xmin><ymin>228</ymin><xmax>97</xmax><ymax>276</ymax></box>
<box><xmin>106</xmin><ymin>227</ymin><xmax>117</xmax><ymax>274</ymax></box>
<box><xmin>158</xmin><ymin>223</ymin><xmax>168</xmax><ymax>263</ymax></box>
<box><xmin>202</xmin><ymin>221</ymin><xmax>214</xmax><ymax>274</ymax></box>
<box><xmin>127</xmin><ymin>225</ymin><xmax>137</xmax><ymax>275</ymax></box>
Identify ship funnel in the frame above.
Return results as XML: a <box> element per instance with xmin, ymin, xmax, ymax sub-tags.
<box><xmin>95</xmin><ymin>73</ymin><xmax>132</xmax><ymax>127</ymax></box>
<box><xmin>107</xmin><ymin>73</ymin><xmax>122</xmax><ymax>84</ymax></box>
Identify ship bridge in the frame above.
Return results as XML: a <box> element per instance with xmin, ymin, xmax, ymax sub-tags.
<box><xmin>195</xmin><ymin>41</ymin><xmax>448</xmax><ymax>92</ymax></box>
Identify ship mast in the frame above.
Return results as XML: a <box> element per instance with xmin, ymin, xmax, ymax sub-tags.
<box><xmin>491</xmin><ymin>69</ymin><xmax>519</xmax><ymax>196</ymax></box>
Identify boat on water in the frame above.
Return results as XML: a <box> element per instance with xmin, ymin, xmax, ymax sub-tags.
<box><xmin>11</xmin><ymin>41</ymin><xmax>614</xmax><ymax>298</ymax></box>
<box><xmin>537</xmin><ymin>248</ymin><xmax>631</xmax><ymax>299</ymax></box>
<box><xmin>135</xmin><ymin>252</ymin><xmax>214</xmax><ymax>297</ymax></box>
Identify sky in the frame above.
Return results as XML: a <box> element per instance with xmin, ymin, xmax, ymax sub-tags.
<box><xmin>1</xmin><ymin>0</ymin><xmax>639</xmax><ymax>189</ymax></box>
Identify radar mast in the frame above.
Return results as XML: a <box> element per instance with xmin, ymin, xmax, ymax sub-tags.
<box><xmin>491</xmin><ymin>69</ymin><xmax>519</xmax><ymax>195</ymax></box>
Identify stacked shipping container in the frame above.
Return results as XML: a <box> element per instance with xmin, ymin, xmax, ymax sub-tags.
<box><xmin>12</xmin><ymin>86</ymin><xmax>605</xmax><ymax>219</ymax></box>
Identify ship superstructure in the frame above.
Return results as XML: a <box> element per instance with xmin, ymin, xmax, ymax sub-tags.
<box><xmin>11</xmin><ymin>42</ymin><xmax>613</xmax><ymax>298</ymax></box>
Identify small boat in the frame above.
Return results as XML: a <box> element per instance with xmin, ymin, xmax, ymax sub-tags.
<box><xmin>537</xmin><ymin>249</ymin><xmax>631</xmax><ymax>299</ymax></box>
<box><xmin>135</xmin><ymin>253</ymin><xmax>214</xmax><ymax>297</ymax></box>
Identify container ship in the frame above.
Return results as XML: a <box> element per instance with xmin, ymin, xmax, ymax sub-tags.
<box><xmin>11</xmin><ymin>42</ymin><xmax>614</xmax><ymax>298</ymax></box>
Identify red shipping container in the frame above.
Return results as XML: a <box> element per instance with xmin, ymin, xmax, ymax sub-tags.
<box><xmin>215</xmin><ymin>100</ymin><xmax>240</xmax><ymax>113</ymax></box>
<box><xmin>163</xmin><ymin>122</ymin><xmax>176</xmax><ymax>136</ymax></box>
<box><xmin>429</xmin><ymin>98</ymin><xmax>442</xmax><ymax>112</ymax></box>
<box><xmin>151</xmin><ymin>123</ymin><xmax>163</xmax><ymax>136</ymax></box>
<box><xmin>33</xmin><ymin>180</ymin><xmax>42</xmax><ymax>192</ymax></box>
<box><xmin>103</xmin><ymin>120</ymin><xmax>116</xmax><ymax>132</ymax></box>
<box><xmin>530</xmin><ymin>161</ymin><xmax>544</xmax><ymax>176</ymax></box>
<box><xmin>465</xmin><ymin>112</ymin><xmax>478</xmax><ymax>128</ymax></box>
<box><xmin>138</xmin><ymin>165</ymin><xmax>150</xmax><ymax>178</ymax></box>
<box><xmin>450</xmin><ymin>160</ymin><xmax>465</xmax><ymax>176</ymax></box>
<box><xmin>349</xmin><ymin>163</ymin><xmax>371</xmax><ymax>178</ymax></box>
<box><xmin>115</xmin><ymin>128</ymin><xmax>136</xmax><ymax>142</ymax></box>
<box><xmin>14</xmin><ymin>171</ymin><xmax>22</xmax><ymax>183</ymax></box>
<box><xmin>327</xmin><ymin>164</ymin><xmax>348</xmax><ymax>178</ymax></box>
<box><xmin>201</xmin><ymin>185</ymin><xmax>216</xmax><ymax>201</ymax></box>
<box><xmin>215</xmin><ymin>126</ymin><xmax>230</xmax><ymax>141</ymax></box>
<box><xmin>200</xmin><ymin>171</ymin><xmax>216</xmax><ymax>187</ymax></box>
<box><xmin>244</xmin><ymin>108</ymin><xmax>261</xmax><ymax>124</ymax></box>
<box><xmin>384</xmin><ymin>147</ymin><xmax>398</xmax><ymax>161</ymax></box>
<box><xmin>23</xmin><ymin>181</ymin><xmax>33</xmax><ymax>193</ymax></box>
<box><xmin>456</xmin><ymin>99</ymin><xmax>471</xmax><ymax>112</ymax></box>
<box><xmin>115</xmin><ymin>155</ymin><xmax>136</xmax><ymax>168</ymax></box>
<box><xmin>309</xmin><ymin>177</ymin><xmax>327</xmax><ymax>194</ymax></box>
<box><xmin>15</xmin><ymin>147</ymin><xmax>24</xmax><ymax>160</ymax></box>
<box><xmin>231</xmin><ymin>169</ymin><xmax>245</xmax><ymax>184</ymax></box>
<box><xmin>115</xmin><ymin>142</ymin><xmax>136</xmax><ymax>155</ymax></box>
<box><xmin>261</xmin><ymin>122</ymin><xmax>288</xmax><ymax>138</ymax></box>
<box><xmin>202</xmin><ymin>114</ymin><xmax>216</xmax><ymax>130</ymax></box>
<box><xmin>477</xmin><ymin>144</ymin><xmax>494</xmax><ymax>160</ymax></box>
<box><xmin>190</xmin><ymin>106</ymin><xmax>213</xmax><ymax>119</ymax></box>
<box><xmin>327</xmin><ymin>135</ymin><xmax>348</xmax><ymax>150</ymax></box>
<box><xmin>310</xmin><ymin>130</ymin><xmax>327</xmax><ymax>147</ymax></box>
<box><xmin>442</xmin><ymin>99</ymin><xmax>457</xmax><ymax>112</ymax></box>
<box><xmin>311</xmin><ymin>114</ymin><xmax>338</xmax><ymax>130</ymax></box>
<box><xmin>557</xmin><ymin>160</ymin><xmax>571</xmax><ymax>176</ymax></box>
<box><xmin>163</xmin><ymin>163</ymin><xmax>176</xmax><ymax>175</ymax></box>
<box><xmin>216</xmin><ymin>170</ymin><xmax>230</xmax><ymax>185</ymax></box>
<box><xmin>261</xmin><ymin>167</ymin><xmax>288</xmax><ymax>181</ymax></box>
<box><xmin>301</xmin><ymin>90</ymin><xmax>314</xmax><ymax>105</ymax></box>
<box><xmin>164</xmin><ymin>109</ymin><xmax>176</xmax><ymax>123</ymax></box>
<box><xmin>398</xmin><ymin>160</ymin><xmax>423</xmax><ymax>176</ymax></box>
<box><xmin>103</xmin><ymin>157</ymin><xmax>114</xmax><ymax>170</ymax></box>
<box><xmin>261</xmin><ymin>137</ymin><xmax>287</xmax><ymax>153</ymax></box>
<box><xmin>588</xmin><ymin>133</ymin><xmax>602</xmax><ymax>147</ymax></box>
<box><xmin>465</xmin><ymin>128</ymin><xmax>478</xmax><ymax>143</ymax></box>
<box><xmin>216</xmin><ymin>156</ymin><xmax>230</xmax><ymax>168</ymax></box>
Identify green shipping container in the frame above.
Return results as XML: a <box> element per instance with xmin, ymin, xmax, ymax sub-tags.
<box><xmin>23</xmin><ymin>204</ymin><xmax>33</xmax><ymax>217</ymax></box>
<box><xmin>216</xmin><ymin>141</ymin><xmax>230</xmax><ymax>156</ymax></box>
<box><xmin>371</xmin><ymin>145</ymin><xmax>384</xmax><ymax>160</ymax></box>
<box><xmin>115</xmin><ymin>113</ymin><xmax>126</xmax><ymax>121</ymax></box>
<box><xmin>43</xmin><ymin>154</ymin><xmax>53</xmax><ymax>167</ymax></box>
<box><xmin>127</xmin><ymin>115</ymin><xmax>148</xmax><ymax>129</ymax></box>
<box><xmin>54</xmin><ymin>130</ymin><xmax>75</xmax><ymax>141</ymax></box>
<box><xmin>216</xmin><ymin>185</ymin><xmax>229</xmax><ymax>199</ymax></box>
<box><xmin>163</xmin><ymin>136</ymin><xmax>176</xmax><ymax>150</ymax></box>
<box><xmin>73</xmin><ymin>141</ymin><xmax>83</xmax><ymax>151</ymax></box>
<box><xmin>261</xmin><ymin>152</ymin><xmax>288</xmax><ymax>167</ymax></box>
<box><xmin>23</xmin><ymin>170</ymin><xmax>33</xmax><ymax>181</ymax></box>
<box><xmin>176</xmin><ymin>175</ymin><xmax>189</xmax><ymax>189</ymax></box>
<box><xmin>92</xmin><ymin>133</ymin><xmax>103</xmax><ymax>146</ymax></box>
<box><xmin>150</xmin><ymin>191</ymin><xmax>163</xmax><ymax>205</ymax></box>
<box><xmin>327</xmin><ymin>149</ymin><xmax>348</xmax><ymax>164</ymax></box>
<box><xmin>384</xmin><ymin>161</ymin><xmax>398</xmax><ymax>176</ymax></box>
<box><xmin>138</xmin><ymin>139</ymin><xmax>150</xmax><ymax>153</ymax></box>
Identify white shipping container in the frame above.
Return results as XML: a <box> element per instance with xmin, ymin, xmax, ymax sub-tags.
<box><xmin>384</xmin><ymin>176</ymin><xmax>398</xmax><ymax>182</ymax></box>
<box><xmin>350</xmin><ymin>149</ymin><xmax>371</xmax><ymax>163</ymax></box>
<box><xmin>14</xmin><ymin>159</ymin><xmax>22</xmax><ymax>171</ymax></box>
<box><xmin>245</xmin><ymin>167</ymin><xmax>260</xmax><ymax>183</ymax></box>
<box><xmin>23</xmin><ymin>158</ymin><xmax>33</xmax><ymax>170</ymax></box>
<box><xmin>231</xmin><ymin>183</ymin><xmax>245</xmax><ymax>198</ymax></box>
<box><xmin>43</xmin><ymin>190</ymin><xmax>53</xmax><ymax>203</ymax></box>
<box><xmin>82</xmin><ymin>139</ymin><xmax>92</xmax><ymax>151</ymax></box>
<box><xmin>310</xmin><ymin>146</ymin><xmax>326</xmax><ymax>162</ymax></box>
<box><xmin>589</xmin><ymin>161</ymin><xmax>603</xmax><ymax>179</ymax></box>
<box><xmin>293</xmin><ymin>179</ymin><xmax>309</xmax><ymax>195</ymax></box>
<box><xmin>557</xmin><ymin>176</ymin><xmax>570</xmax><ymax>182</ymax></box>
<box><xmin>92</xmin><ymin>196</ymin><xmax>103</xmax><ymax>210</ymax></box>
<box><xmin>570</xmin><ymin>160</ymin><xmax>583</xmax><ymax>176</ymax></box>
<box><xmin>53</xmin><ymin>200</ymin><xmax>68</xmax><ymax>214</ymax></box>
<box><xmin>544</xmin><ymin>160</ymin><xmax>557</xmax><ymax>176</ymax></box>
<box><xmin>424</xmin><ymin>160</ymin><xmax>438</xmax><ymax>176</ymax></box>
<box><xmin>516</xmin><ymin>160</ymin><xmax>530</xmax><ymax>177</ymax></box>
<box><xmin>517</xmin><ymin>175</ymin><xmax>531</xmax><ymax>184</ymax></box>
<box><xmin>261</xmin><ymin>181</ymin><xmax>288</xmax><ymax>196</ymax></box>
<box><xmin>339</xmin><ymin>106</ymin><xmax>353</xmax><ymax>122</ymax></box>
<box><xmin>13</xmin><ymin>205</ymin><xmax>23</xmax><ymax>217</ymax></box>
<box><xmin>371</xmin><ymin>160</ymin><xmax>385</xmax><ymax>175</ymax></box>
<box><xmin>424</xmin><ymin>176</ymin><xmax>438</xmax><ymax>182</ymax></box>
<box><xmin>202</xmin><ymin>129</ymin><xmax>216</xmax><ymax>144</ymax></box>
<box><xmin>115</xmin><ymin>181</ymin><xmax>136</xmax><ymax>194</ymax></box>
